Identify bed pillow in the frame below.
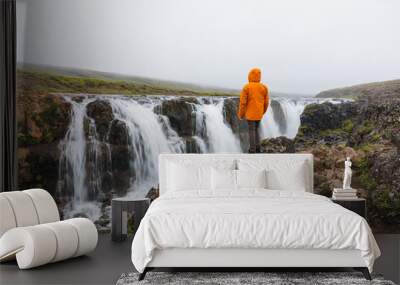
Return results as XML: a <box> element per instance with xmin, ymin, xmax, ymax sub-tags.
<box><xmin>211</xmin><ymin>168</ymin><xmax>237</xmax><ymax>191</ymax></box>
<box><xmin>266</xmin><ymin>166</ymin><xmax>306</xmax><ymax>191</ymax></box>
<box><xmin>165</xmin><ymin>159</ymin><xmax>236</xmax><ymax>193</ymax></box>
<box><xmin>167</xmin><ymin>162</ymin><xmax>211</xmax><ymax>191</ymax></box>
<box><xmin>237</xmin><ymin>159</ymin><xmax>308</xmax><ymax>191</ymax></box>
<box><xmin>236</xmin><ymin>169</ymin><xmax>267</xmax><ymax>189</ymax></box>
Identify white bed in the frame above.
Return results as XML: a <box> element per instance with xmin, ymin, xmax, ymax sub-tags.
<box><xmin>131</xmin><ymin>154</ymin><xmax>380</xmax><ymax>280</ymax></box>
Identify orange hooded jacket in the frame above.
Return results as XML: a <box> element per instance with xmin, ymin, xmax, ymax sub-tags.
<box><xmin>238</xmin><ymin>68</ymin><xmax>269</xmax><ymax>121</ymax></box>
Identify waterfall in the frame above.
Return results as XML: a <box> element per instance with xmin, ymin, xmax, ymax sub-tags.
<box><xmin>57</xmin><ymin>96</ymin><xmax>103</xmax><ymax>221</ymax></box>
<box><xmin>58</xmin><ymin>97</ymin><xmax>90</xmax><ymax>203</ymax></box>
<box><xmin>107</xmin><ymin>98</ymin><xmax>185</xmax><ymax>195</ymax></box>
<box><xmin>260</xmin><ymin>98</ymin><xmax>307</xmax><ymax>139</ymax></box>
<box><xmin>193</xmin><ymin>104</ymin><xmax>208</xmax><ymax>152</ymax></box>
<box><xmin>281</xmin><ymin>99</ymin><xmax>308</xmax><ymax>139</ymax></box>
<box><xmin>57</xmin><ymin>95</ymin><xmax>189</xmax><ymax>219</ymax></box>
<box><xmin>192</xmin><ymin>136</ymin><xmax>208</xmax><ymax>153</ymax></box>
<box><xmin>57</xmin><ymin>94</ymin><xmax>329</xmax><ymax>220</ymax></box>
<box><xmin>196</xmin><ymin>100</ymin><xmax>241</xmax><ymax>153</ymax></box>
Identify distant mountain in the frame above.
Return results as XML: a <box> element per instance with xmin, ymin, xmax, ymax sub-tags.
<box><xmin>316</xmin><ymin>79</ymin><xmax>400</xmax><ymax>99</ymax></box>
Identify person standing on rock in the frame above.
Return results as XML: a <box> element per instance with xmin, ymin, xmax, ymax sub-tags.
<box><xmin>238</xmin><ymin>68</ymin><xmax>269</xmax><ymax>153</ymax></box>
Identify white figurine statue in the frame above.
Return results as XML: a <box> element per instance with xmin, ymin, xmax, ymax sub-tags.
<box><xmin>343</xmin><ymin>157</ymin><xmax>352</xmax><ymax>190</ymax></box>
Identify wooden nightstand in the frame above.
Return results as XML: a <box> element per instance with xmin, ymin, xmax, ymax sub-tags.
<box><xmin>331</xmin><ymin>198</ymin><xmax>366</xmax><ymax>218</ymax></box>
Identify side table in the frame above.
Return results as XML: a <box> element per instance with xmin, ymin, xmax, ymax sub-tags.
<box><xmin>331</xmin><ymin>198</ymin><xmax>366</xmax><ymax>219</ymax></box>
<box><xmin>111</xmin><ymin>197</ymin><xmax>150</xmax><ymax>242</ymax></box>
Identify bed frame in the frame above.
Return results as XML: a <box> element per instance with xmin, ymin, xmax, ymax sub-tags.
<box><xmin>139</xmin><ymin>154</ymin><xmax>371</xmax><ymax>281</ymax></box>
<box><xmin>140</xmin><ymin>248</ymin><xmax>370</xmax><ymax>280</ymax></box>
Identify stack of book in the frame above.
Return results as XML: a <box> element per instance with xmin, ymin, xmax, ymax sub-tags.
<box><xmin>332</xmin><ymin>188</ymin><xmax>358</xmax><ymax>200</ymax></box>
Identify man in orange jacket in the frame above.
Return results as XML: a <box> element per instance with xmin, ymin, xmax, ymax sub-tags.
<box><xmin>238</xmin><ymin>68</ymin><xmax>269</xmax><ymax>153</ymax></box>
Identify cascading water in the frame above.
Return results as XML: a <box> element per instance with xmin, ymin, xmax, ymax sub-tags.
<box><xmin>108</xmin><ymin>98</ymin><xmax>185</xmax><ymax>195</ymax></box>
<box><xmin>260</xmin><ymin>98</ymin><xmax>307</xmax><ymax>139</ymax></box>
<box><xmin>58</xmin><ymin>97</ymin><xmax>90</xmax><ymax>202</ymax></box>
<box><xmin>195</xmin><ymin>99</ymin><xmax>241</xmax><ymax>153</ymax></box>
<box><xmin>57</xmin><ymin>94</ymin><xmax>330</xmax><ymax>220</ymax></box>
<box><xmin>57</xmin><ymin>96</ymin><xmax>103</xmax><ymax>221</ymax></box>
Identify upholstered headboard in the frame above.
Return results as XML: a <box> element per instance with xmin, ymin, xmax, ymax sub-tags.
<box><xmin>159</xmin><ymin>153</ymin><xmax>314</xmax><ymax>195</ymax></box>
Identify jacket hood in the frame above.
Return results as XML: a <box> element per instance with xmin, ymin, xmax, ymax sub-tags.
<box><xmin>248</xmin><ymin>68</ymin><xmax>261</xmax><ymax>83</ymax></box>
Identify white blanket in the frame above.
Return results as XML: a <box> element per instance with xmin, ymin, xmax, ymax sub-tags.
<box><xmin>131</xmin><ymin>190</ymin><xmax>380</xmax><ymax>272</ymax></box>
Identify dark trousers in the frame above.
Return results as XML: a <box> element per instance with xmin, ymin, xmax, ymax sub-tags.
<box><xmin>247</xmin><ymin>120</ymin><xmax>261</xmax><ymax>153</ymax></box>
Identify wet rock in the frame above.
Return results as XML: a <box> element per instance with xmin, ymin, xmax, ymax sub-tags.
<box><xmin>110</xmin><ymin>145</ymin><xmax>131</xmax><ymax>171</ymax></box>
<box><xmin>270</xmin><ymin>100</ymin><xmax>287</xmax><ymax>134</ymax></box>
<box><xmin>110</xmin><ymin>144</ymin><xmax>132</xmax><ymax>196</ymax></box>
<box><xmin>222</xmin><ymin>98</ymin><xmax>239</xmax><ymax>132</ymax></box>
<box><xmin>108</xmin><ymin>119</ymin><xmax>129</xmax><ymax>145</ymax></box>
<box><xmin>86</xmin><ymin>100</ymin><xmax>114</xmax><ymax>141</ymax></box>
<box><xmin>222</xmin><ymin>97</ymin><xmax>248</xmax><ymax>134</ymax></box>
<box><xmin>101</xmin><ymin>171</ymin><xmax>113</xmax><ymax>195</ymax></box>
<box><xmin>222</xmin><ymin>97</ymin><xmax>248</xmax><ymax>150</ymax></box>
<box><xmin>300</xmin><ymin>102</ymin><xmax>357</xmax><ymax>134</ymax></box>
<box><xmin>84</xmin><ymin>140</ymin><xmax>113</xmax><ymax>200</ymax></box>
<box><xmin>260</xmin><ymin>136</ymin><xmax>295</xmax><ymax>153</ymax></box>
<box><xmin>157</xmin><ymin>98</ymin><xmax>195</xmax><ymax>136</ymax></box>
<box><xmin>108</xmin><ymin>121</ymin><xmax>145</xmax><ymax>195</ymax></box>
<box><xmin>71</xmin><ymin>95</ymin><xmax>86</xmax><ymax>103</ymax></box>
<box><xmin>111</xmin><ymin>173</ymin><xmax>130</xmax><ymax>197</ymax></box>
<box><xmin>185</xmin><ymin>136</ymin><xmax>202</xmax><ymax>153</ymax></box>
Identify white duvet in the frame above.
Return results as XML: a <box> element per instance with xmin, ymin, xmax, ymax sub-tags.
<box><xmin>131</xmin><ymin>190</ymin><xmax>380</xmax><ymax>273</ymax></box>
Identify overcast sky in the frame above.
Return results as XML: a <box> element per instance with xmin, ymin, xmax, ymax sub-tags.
<box><xmin>17</xmin><ymin>0</ymin><xmax>400</xmax><ymax>94</ymax></box>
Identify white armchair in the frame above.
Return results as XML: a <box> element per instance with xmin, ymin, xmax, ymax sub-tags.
<box><xmin>0</xmin><ymin>189</ymin><xmax>98</xmax><ymax>269</ymax></box>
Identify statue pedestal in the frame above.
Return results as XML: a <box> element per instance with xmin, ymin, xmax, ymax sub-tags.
<box><xmin>332</xmin><ymin>188</ymin><xmax>358</xmax><ymax>200</ymax></box>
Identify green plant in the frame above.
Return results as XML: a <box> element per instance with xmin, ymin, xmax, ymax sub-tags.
<box><xmin>356</xmin><ymin>157</ymin><xmax>377</xmax><ymax>191</ymax></box>
<box><xmin>342</xmin><ymin>119</ymin><xmax>354</xmax><ymax>133</ymax></box>
<box><xmin>358</xmin><ymin>121</ymin><xmax>374</xmax><ymax>136</ymax></box>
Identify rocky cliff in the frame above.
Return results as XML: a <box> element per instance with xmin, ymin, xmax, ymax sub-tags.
<box><xmin>261</xmin><ymin>94</ymin><xmax>400</xmax><ymax>233</ymax></box>
<box><xmin>17</xmin><ymin>92</ymin><xmax>71</xmax><ymax>198</ymax></box>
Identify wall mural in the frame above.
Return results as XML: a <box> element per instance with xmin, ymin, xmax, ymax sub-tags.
<box><xmin>16</xmin><ymin>0</ymin><xmax>400</xmax><ymax>233</ymax></box>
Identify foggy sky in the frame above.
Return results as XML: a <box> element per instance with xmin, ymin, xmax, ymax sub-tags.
<box><xmin>17</xmin><ymin>0</ymin><xmax>400</xmax><ymax>94</ymax></box>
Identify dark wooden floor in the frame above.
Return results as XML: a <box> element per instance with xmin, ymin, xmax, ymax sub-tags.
<box><xmin>374</xmin><ymin>234</ymin><xmax>400</xmax><ymax>284</ymax></box>
<box><xmin>0</xmin><ymin>233</ymin><xmax>398</xmax><ymax>285</ymax></box>
<box><xmin>0</xmin><ymin>233</ymin><xmax>133</xmax><ymax>285</ymax></box>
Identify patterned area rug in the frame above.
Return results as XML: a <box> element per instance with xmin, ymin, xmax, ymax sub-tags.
<box><xmin>116</xmin><ymin>272</ymin><xmax>396</xmax><ymax>285</ymax></box>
